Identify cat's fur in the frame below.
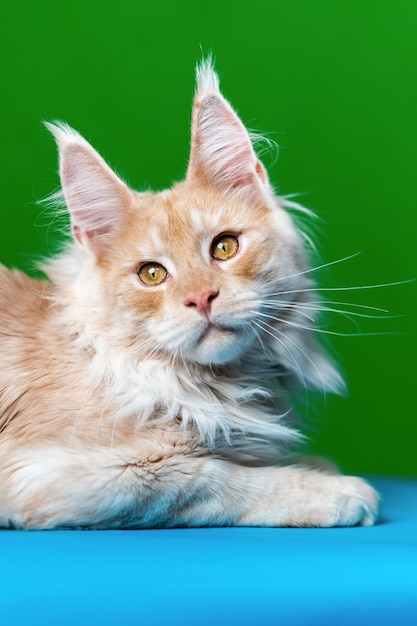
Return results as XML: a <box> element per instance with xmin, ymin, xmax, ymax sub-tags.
<box><xmin>0</xmin><ymin>60</ymin><xmax>378</xmax><ymax>529</ymax></box>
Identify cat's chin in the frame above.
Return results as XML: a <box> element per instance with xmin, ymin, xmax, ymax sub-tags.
<box><xmin>186</xmin><ymin>324</ymin><xmax>252</xmax><ymax>366</ymax></box>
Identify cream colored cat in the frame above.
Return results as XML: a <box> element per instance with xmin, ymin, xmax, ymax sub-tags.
<box><xmin>0</xmin><ymin>60</ymin><xmax>378</xmax><ymax>529</ymax></box>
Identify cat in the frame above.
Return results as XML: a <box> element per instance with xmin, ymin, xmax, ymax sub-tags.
<box><xmin>0</xmin><ymin>59</ymin><xmax>379</xmax><ymax>529</ymax></box>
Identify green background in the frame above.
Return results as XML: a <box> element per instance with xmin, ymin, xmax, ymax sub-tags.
<box><xmin>1</xmin><ymin>1</ymin><xmax>416</xmax><ymax>476</ymax></box>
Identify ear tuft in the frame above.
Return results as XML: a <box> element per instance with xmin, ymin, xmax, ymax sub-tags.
<box><xmin>44</xmin><ymin>120</ymin><xmax>85</xmax><ymax>148</ymax></box>
<box><xmin>195</xmin><ymin>56</ymin><xmax>220</xmax><ymax>99</ymax></box>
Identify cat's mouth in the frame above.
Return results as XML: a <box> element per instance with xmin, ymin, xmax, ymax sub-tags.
<box><xmin>198</xmin><ymin>321</ymin><xmax>236</xmax><ymax>343</ymax></box>
<box><xmin>190</xmin><ymin>320</ymin><xmax>252</xmax><ymax>365</ymax></box>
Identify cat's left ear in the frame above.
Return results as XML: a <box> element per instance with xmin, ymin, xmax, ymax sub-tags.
<box><xmin>46</xmin><ymin>122</ymin><xmax>133</xmax><ymax>255</ymax></box>
<box><xmin>186</xmin><ymin>59</ymin><xmax>270</xmax><ymax>199</ymax></box>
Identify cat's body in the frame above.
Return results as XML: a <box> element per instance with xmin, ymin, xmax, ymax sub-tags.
<box><xmin>0</xmin><ymin>61</ymin><xmax>378</xmax><ymax>529</ymax></box>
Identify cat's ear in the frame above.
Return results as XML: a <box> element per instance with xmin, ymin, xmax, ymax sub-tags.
<box><xmin>186</xmin><ymin>59</ymin><xmax>269</xmax><ymax>198</ymax></box>
<box><xmin>46</xmin><ymin>122</ymin><xmax>133</xmax><ymax>255</ymax></box>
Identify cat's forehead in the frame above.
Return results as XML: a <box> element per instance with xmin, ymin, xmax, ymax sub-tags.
<box><xmin>128</xmin><ymin>185</ymin><xmax>270</xmax><ymax>250</ymax></box>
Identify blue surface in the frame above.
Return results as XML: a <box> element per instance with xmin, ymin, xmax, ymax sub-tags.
<box><xmin>1</xmin><ymin>477</ymin><xmax>416</xmax><ymax>625</ymax></box>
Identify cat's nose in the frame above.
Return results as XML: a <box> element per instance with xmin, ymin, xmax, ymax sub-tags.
<box><xmin>184</xmin><ymin>288</ymin><xmax>219</xmax><ymax>317</ymax></box>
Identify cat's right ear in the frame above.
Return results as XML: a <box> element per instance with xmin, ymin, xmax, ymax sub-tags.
<box><xmin>186</xmin><ymin>59</ymin><xmax>270</xmax><ymax>200</ymax></box>
<box><xmin>46</xmin><ymin>122</ymin><xmax>133</xmax><ymax>255</ymax></box>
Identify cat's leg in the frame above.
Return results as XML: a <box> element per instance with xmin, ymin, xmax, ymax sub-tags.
<box><xmin>0</xmin><ymin>445</ymin><xmax>378</xmax><ymax>529</ymax></box>
<box><xmin>165</xmin><ymin>459</ymin><xmax>379</xmax><ymax>528</ymax></box>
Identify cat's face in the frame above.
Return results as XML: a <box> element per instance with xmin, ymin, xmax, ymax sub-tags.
<box><xmin>95</xmin><ymin>183</ymin><xmax>305</xmax><ymax>366</ymax></box>
<box><xmin>47</xmin><ymin>60</ymin><xmax>335</xmax><ymax>384</ymax></box>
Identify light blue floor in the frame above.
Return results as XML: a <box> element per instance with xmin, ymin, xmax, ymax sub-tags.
<box><xmin>1</xmin><ymin>477</ymin><xmax>416</xmax><ymax>626</ymax></box>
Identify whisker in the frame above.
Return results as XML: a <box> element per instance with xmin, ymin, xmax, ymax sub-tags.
<box><xmin>303</xmin><ymin>306</ymin><xmax>403</xmax><ymax>321</ymax></box>
<box><xmin>257</xmin><ymin>313</ymin><xmax>403</xmax><ymax>338</ymax></box>
<box><xmin>268</xmin><ymin>279</ymin><xmax>413</xmax><ymax>298</ymax></box>
<box><xmin>266</xmin><ymin>252</ymin><xmax>362</xmax><ymax>285</ymax></box>
<box><xmin>266</xmin><ymin>301</ymin><xmax>402</xmax><ymax>321</ymax></box>
<box><xmin>251</xmin><ymin>322</ymin><xmax>268</xmax><ymax>353</ymax></box>
<box><xmin>258</xmin><ymin>298</ymin><xmax>392</xmax><ymax>315</ymax></box>
<box><xmin>255</xmin><ymin>308</ymin><xmax>316</xmax><ymax>324</ymax></box>
<box><xmin>253</xmin><ymin>318</ymin><xmax>328</xmax><ymax>401</ymax></box>
<box><xmin>293</xmin><ymin>300</ymin><xmax>390</xmax><ymax>313</ymax></box>
<box><xmin>255</xmin><ymin>304</ymin><xmax>361</xmax><ymax>333</ymax></box>
<box><xmin>252</xmin><ymin>319</ymin><xmax>309</xmax><ymax>401</ymax></box>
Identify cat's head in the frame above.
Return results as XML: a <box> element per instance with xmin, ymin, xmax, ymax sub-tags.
<box><xmin>46</xmin><ymin>59</ymin><xmax>342</xmax><ymax>393</ymax></box>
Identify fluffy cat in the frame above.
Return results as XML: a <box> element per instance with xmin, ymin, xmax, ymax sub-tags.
<box><xmin>0</xmin><ymin>60</ymin><xmax>378</xmax><ymax>529</ymax></box>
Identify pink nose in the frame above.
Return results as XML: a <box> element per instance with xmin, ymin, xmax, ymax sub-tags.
<box><xmin>184</xmin><ymin>288</ymin><xmax>219</xmax><ymax>317</ymax></box>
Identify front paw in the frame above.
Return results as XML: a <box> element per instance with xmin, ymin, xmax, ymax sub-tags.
<box><xmin>328</xmin><ymin>475</ymin><xmax>379</xmax><ymax>527</ymax></box>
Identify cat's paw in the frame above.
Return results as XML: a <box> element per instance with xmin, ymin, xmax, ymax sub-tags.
<box><xmin>329</xmin><ymin>476</ymin><xmax>379</xmax><ymax>527</ymax></box>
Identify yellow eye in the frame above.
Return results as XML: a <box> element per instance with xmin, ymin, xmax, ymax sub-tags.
<box><xmin>138</xmin><ymin>263</ymin><xmax>167</xmax><ymax>286</ymax></box>
<box><xmin>211</xmin><ymin>235</ymin><xmax>239</xmax><ymax>261</ymax></box>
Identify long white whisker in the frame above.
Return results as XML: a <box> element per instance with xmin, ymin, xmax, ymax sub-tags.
<box><xmin>259</xmin><ymin>313</ymin><xmax>403</xmax><ymax>338</ymax></box>
<box><xmin>269</xmin><ymin>279</ymin><xmax>413</xmax><ymax>298</ymax></box>
<box><xmin>258</xmin><ymin>298</ymin><xmax>392</xmax><ymax>315</ymax></box>
<box><xmin>266</xmin><ymin>252</ymin><xmax>362</xmax><ymax>285</ymax></box>
<box><xmin>266</xmin><ymin>301</ymin><xmax>401</xmax><ymax>321</ymax></box>
<box><xmin>255</xmin><ymin>308</ymin><xmax>316</xmax><ymax>324</ymax></box>
<box><xmin>255</xmin><ymin>305</ymin><xmax>359</xmax><ymax>333</ymax></box>
<box><xmin>294</xmin><ymin>300</ymin><xmax>391</xmax><ymax>313</ymax></box>
<box><xmin>252</xmin><ymin>319</ymin><xmax>309</xmax><ymax>402</ymax></box>
<box><xmin>251</xmin><ymin>322</ymin><xmax>268</xmax><ymax>353</ymax></box>
<box><xmin>254</xmin><ymin>318</ymin><xmax>328</xmax><ymax>400</ymax></box>
<box><xmin>253</xmin><ymin>320</ymin><xmax>309</xmax><ymax>412</ymax></box>
<box><xmin>302</xmin><ymin>305</ymin><xmax>403</xmax><ymax>321</ymax></box>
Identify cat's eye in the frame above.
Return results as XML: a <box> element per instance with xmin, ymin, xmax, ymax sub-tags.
<box><xmin>138</xmin><ymin>263</ymin><xmax>167</xmax><ymax>286</ymax></box>
<box><xmin>211</xmin><ymin>234</ymin><xmax>239</xmax><ymax>261</ymax></box>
